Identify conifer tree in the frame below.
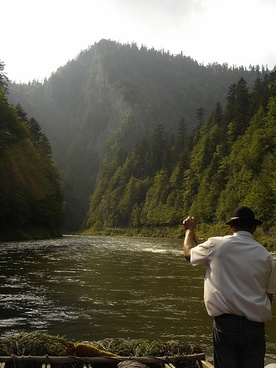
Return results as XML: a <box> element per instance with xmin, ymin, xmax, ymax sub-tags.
<box><xmin>0</xmin><ymin>61</ymin><xmax>8</xmax><ymax>94</ymax></box>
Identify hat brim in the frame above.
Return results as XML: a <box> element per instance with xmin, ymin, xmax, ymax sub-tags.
<box><xmin>225</xmin><ymin>218</ymin><xmax>263</xmax><ymax>225</ymax></box>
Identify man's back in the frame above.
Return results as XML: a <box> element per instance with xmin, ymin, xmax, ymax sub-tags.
<box><xmin>197</xmin><ymin>231</ymin><xmax>274</xmax><ymax>321</ymax></box>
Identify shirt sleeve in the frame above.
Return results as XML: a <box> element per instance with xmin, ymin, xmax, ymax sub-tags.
<box><xmin>190</xmin><ymin>239</ymin><xmax>210</xmax><ymax>265</ymax></box>
<box><xmin>266</xmin><ymin>256</ymin><xmax>276</xmax><ymax>294</ymax></box>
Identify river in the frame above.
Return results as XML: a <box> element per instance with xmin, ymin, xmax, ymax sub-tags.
<box><xmin>0</xmin><ymin>235</ymin><xmax>275</xmax><ymax>363</ymax></box>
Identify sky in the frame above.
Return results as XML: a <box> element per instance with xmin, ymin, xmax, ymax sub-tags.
<box><xmin>2</xmin><ymin>0</ymin><xmax>276</xmax><ymax>83</ymax></box>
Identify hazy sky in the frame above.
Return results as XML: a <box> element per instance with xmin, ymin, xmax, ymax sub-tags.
<box><xmin>2</xmin><ymin>0</ymin><xmax>276</xmax><ymax>83</ymax></box>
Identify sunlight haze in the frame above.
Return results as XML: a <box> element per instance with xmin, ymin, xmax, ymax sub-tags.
<box><xmin>2</xmin><ymin>0</ymin><xmax>276</xmax><ymax>83</ymax></box>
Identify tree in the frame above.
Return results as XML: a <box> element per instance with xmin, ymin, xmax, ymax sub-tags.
<box><xmin>196</xmin><ymin>107</ymin><xmax>205</xmax><ymax>125</ymax></box>
<box><xmin>0</xmin><ymin>61</ymin><xmax>9</xmax><ymax>94</ymax></box>
<box><xmin>175</xmin><ymin>117</ymin><xmax>187</xmax><ymax>154</ymax></box>
<box><xmin>235</xmin><ymin>77</ymin><xmax>251</xmax><ymax>126</ymax></box>
<box><xmin>225</xmin><ymin>78</ymin><xmax>251</xmax><ymax>144</ymax></box>
<box><xmin>0</xmin><ymin>96</ymin><xmax>65</xmax><ymax>239</ymax></box>
<box><xmin>29</xmin><ymin>117</ymin><xmax>52</xmax><ymax>156</ymax></box>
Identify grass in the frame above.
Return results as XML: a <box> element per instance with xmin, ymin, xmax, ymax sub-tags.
<box><xmin>0</xmin><ymin>333</ymin><xmax>203</xmax><ymax>368</ymax></box>
<box><xmin>0</xmin><ymin>332</ymin><xmax>67</xmax><ymax>356</ymax></box>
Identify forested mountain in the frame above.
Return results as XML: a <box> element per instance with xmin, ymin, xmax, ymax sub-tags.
<box><xmin>7</xmin><ymin>39</ymin><xmax>271</xmax><ymax>231</ymax></box>
<box><xmin>86</xmin><ymin>71</ymin><xmax>276</xmax><ymax>232</ymax></box>
<box><xmin>0</xmin><ymin>62</ymin><xmax>65</xmax><ymax>240</ymax></box>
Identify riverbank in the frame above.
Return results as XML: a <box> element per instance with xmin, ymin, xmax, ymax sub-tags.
<box><xmin>80</xmin><ymin>224</ymin><xmax>276</xmax><ymax>252</ymax></box>
<box><xmin>0</xmin><ymin>225</ymin><xmax>63</xmax><ymax>242</ymax></box>
<box><xmin>1</xmin><ymin>222</ymin><xmax>274</xmax><ymax>252</ymax></box>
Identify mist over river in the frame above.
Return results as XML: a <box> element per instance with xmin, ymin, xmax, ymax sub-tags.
<box><xmin>0</xmin><ymin>236</ymin><xmax>275</xmax><ymax>363</ymax></box>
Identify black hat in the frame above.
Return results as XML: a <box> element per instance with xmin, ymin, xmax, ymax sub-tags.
<box><xmin>225</xmin><ymin>206</ymin><xmax>263</xmax><ymax>225</ymax></box>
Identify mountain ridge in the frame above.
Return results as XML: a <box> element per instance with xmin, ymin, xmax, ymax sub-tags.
<box><xmin>7</xmin><ymin>39</ymin><xmax>268</xmax><ymax>230</ymax></box>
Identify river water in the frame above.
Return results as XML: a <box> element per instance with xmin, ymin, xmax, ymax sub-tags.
<box><xmin>0</xmin><ymin>235</ymin><xmax>275</xmax><ymax>363</ymax></box>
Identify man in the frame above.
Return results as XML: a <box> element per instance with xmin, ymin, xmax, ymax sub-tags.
<box><xmin>183</xmin><ymin>206</ymin><xmax>276</xmax><ymax>368</ymax></box>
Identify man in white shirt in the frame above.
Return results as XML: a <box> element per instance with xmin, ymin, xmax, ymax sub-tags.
<box><xmin>183</xmin><ymin>206</ymin><xmax>276</xmax><ymax>368</ymax></box>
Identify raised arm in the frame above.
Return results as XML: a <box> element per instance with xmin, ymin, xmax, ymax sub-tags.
<box><xmin>183</xmin><ymin>216</ymin><xmax>198</xmax><ymax>262</ymax></box>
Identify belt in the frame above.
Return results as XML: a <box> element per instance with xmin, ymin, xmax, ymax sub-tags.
<box><xmin>215</xmin><ymin>314</ymin><xmax>247</xmax><ymax>320</ymax></box>
<box><xmin>214</xmin><ymin>314</ymin><xmax>264</xmax><ymax>325</ymax></box>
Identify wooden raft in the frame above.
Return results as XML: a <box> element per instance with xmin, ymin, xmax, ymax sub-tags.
<box><xmin>0</xmin><ymin>353</ymin><xmax>208</xmax><ymax>368</ymax></box>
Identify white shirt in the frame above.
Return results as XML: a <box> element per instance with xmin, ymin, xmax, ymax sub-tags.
<box><xmin>190</xmin><ymin>231</ymin><xmax>276</xmax><ymax>322</ymax></box>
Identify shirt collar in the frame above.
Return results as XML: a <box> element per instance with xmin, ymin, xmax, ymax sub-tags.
<box><xmin>233</xmin><ymin>231</ymin><xmax>254</xmax><ymax>239</ymax></box>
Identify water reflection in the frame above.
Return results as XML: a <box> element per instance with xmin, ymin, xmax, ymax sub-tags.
<box><xmin>0</xmin><ymin>236</ymin><xmax>275</xmax><ymax>363</ymax></box>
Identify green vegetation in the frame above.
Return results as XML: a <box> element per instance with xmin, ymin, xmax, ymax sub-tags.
<box><xmin>0</xmin><ymin>332</ymin><xmax>202</xmax><ymax>368</ymax></box>
<box><xmin>0</xmin><ymin>62</ymin><xmax>65</xmax><ymax>240</ymax></box>
<box><xmin>0</xmin><ymin>332</ymin><xmax>67</xmax><ymax>356</ymax></box>
<box><xmin>86</xmin><ymin>71</ymin><xmax>276</xmax><ymax>246</ymax></box>
<box><xmin>92</xmin><ymin>338</ymin><xmax>202</xmax><ymax>360</ymax></box>
<box><xmin>5</xmin><ymin>41</ymin><xmax>276</xmax><ymax>247</ymax></box>
<box><xmin>8</xmin><ymin>40</ymin><xmax>268</xmax><ymax>231</ymax></box>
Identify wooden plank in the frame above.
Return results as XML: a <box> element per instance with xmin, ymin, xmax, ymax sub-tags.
<box><xmin>199</xmin><ymin>361</ymin><xmax>214</xmax><ymax>368</ymax></box>
<box><xmin>0</xmin><ymin>354</ymin><xmax>206</xmax><ymax>368</ymax></box>
<box><xmin>0</xmin><ymin>354</ymin><xmax>206</xmax><ymax>366</ymax></box>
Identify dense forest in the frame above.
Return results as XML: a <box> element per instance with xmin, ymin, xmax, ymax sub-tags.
<box><xmin>7</xmin><ymin>39</ymin><xmax>275</xmax><ymax>235</ymax></box>
<box><xmin>0</xmin><ymin>62</ymin><xmax>65</xmax><ymax>240</ymax></box>
<box><xmin>86</xmin><ymin>72</ymin><xmax>276</xmax><ymax>235</ymax></box>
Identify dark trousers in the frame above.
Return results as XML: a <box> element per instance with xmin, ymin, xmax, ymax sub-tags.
<box><xmin>213</xmin><ymin>314</ymin><xmax>266</xmax><ymax>368</ymax></box>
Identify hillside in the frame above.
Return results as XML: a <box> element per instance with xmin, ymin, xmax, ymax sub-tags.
<box><xmin>8</xmin><ymin>39</ymin><xmax>269</xmax><ymax>230</ymax></box>
<box><xmin>0</xmin><ymin>64</ymin><xmax>65</xmax><ymax>240</ymax></box>
<box><xmin>86</xmin><ymin>71</ymin><xmax>276</xmax><ymax>240</ymax></box>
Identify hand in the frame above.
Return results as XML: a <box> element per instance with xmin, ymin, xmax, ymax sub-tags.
<box><xmin>182</xmin><ymin>216</ymin><xmax>196</xmax><ymax>231</ymax></box>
